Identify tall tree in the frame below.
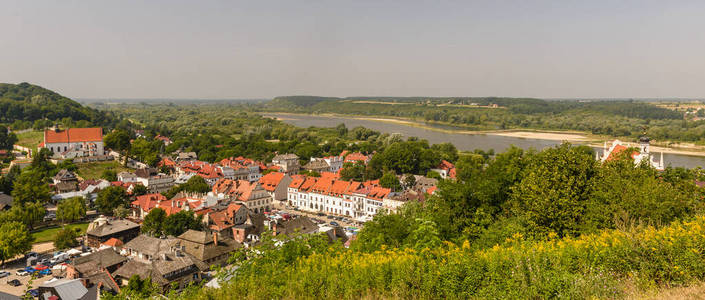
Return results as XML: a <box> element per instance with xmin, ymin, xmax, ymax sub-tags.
<box><xmin>164</xmin><ymin>210</ymin><xmax>203</xmax><ymax>236</ymax></box>
<box><xmin>95</xmin><ymin>186</ymin><xmax>127</xmax><ymax>215</ymax></box>
<box><xmin>104</xmin><ymin>129</ymin><xmax>132</xmax><ymax>166</ymax></box>
<box><xmin>56</xmin><ymin>197</ymin><xmax>86</xmax><ymax>223</ymax></box>
<box><xmin>53</xmin><ymin>227</ymin><xmax>79</xmax><ymax>250</ymax></box>
<box><xmin>0</xmin><ymin>126</ymin><xmax>17</xmax><ymax>151</ymax></box>
<box><xmin>11</xmin><ymin>170</ymin><xmax>52</xmax><ymax>206</ymax></box>
<box><xmin>141</xmin><ymin>208</ymin><xmax>166</xmax><ymax>236</ymax></box>
<box><xmin>0</xmin><ymin>222</ymin><xmax>33</xmax><ymax>266</ymax></box>
<box><xmin>509</xmin><ymin>144</ymin><xmax>597</xmax><ymax>238</ymax></box>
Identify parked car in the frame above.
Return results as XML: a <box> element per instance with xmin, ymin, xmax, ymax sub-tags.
<box><xmin>24</xmin><ymin>252</ymin><xmax>38</xmax><ymax>260</ymax></box>
<box><xmin>39</xmin><ymin>269</ymin><xmax>52</xmax><ymax>276</ymax></box>
<box><xmin>7</xmin><ymin>279</ymin><xmax>21</xmax><ymax>286</ymax></box>
<box><xmin>316</xmin><ymin>212</ymin><xmax>325</xmax><ymax>216</ymax></box>
<box><xmin>330</xmin><ymin>221</ymin><xmax>340</xmax><ymax>227</ymax></box>
<box><xmin>37</xmin><ymin>259</ymin><xmax>50</xmax><ymax>266</ymax></box>
<box><xmin>326</xmin><ymin>215</ymin><xmax>334</xmax><ymax>219</ymax></box>
<box><xmin>23</xmin><ymin>267</ymin><xmax>37</xmax><ymax>275</ymax></box>
<box><xmin>0</xmin><ymin>271</ymin><xmax>10</xmax><ymax>278</ymax></box>
<box><xmin>28</xmin><ymin>289</ymin><xmax>39</xmax><ymax>297</ymax></box>
<box><xmin>50</xmin><ymin>252</ymin><xmax>69</xmax><ymax>265</ymax></box>
<box><xmin>16</xmin><ymin>269</ymin><xmax>29</xmax><ymax>276</ymax></box>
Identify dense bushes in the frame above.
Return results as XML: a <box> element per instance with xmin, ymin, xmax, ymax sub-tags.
<box><xmin>184</xmin><ymin>216</ymin><xmax>705</xmax><ymax>299</ymax></box>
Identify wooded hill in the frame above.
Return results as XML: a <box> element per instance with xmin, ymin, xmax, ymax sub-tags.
<box><xmin>0</xmin><ymin>82</ymin><xmax>116</xmax><ymax>128</ymax></box>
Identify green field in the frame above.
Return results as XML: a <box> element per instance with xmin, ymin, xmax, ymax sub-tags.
<box><xmin>75</xmin><ymin>161</ymin><xmax>131</xmax><ymax>180</ymax></box>
<box><xmin>15</xmin><ymin>130</ymin><xmax>43</xmax><ymax>154</ymax></box>
<box><xmin>31</xmin><ymin>222</ymin><xmax>89</xmax><ymax>244</ymax></box>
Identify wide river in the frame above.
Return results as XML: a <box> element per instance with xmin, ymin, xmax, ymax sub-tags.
<box><xmin>263</xmin><ymin>113</ymin><xmax>705</xmax><ymax>169</ymax></box>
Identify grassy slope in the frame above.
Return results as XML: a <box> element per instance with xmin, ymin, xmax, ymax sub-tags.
<box><xmin>15</xmin><ymin>130</ymin><xmax>43</xmax><ymax>153</ymax></box>
<box><xmin>31</xmin><ymin>222</ymin><xmax>89</xmax><ymax>244</ymax></box>
<box><xmin>75</xmin><ymin>161</ymin><xmax>130</xmax><ymax>180</ymax></box>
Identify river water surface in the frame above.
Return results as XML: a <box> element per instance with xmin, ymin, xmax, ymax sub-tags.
<box><xmin>263</xmin><ymin>113</ymin><xmax>705</xmax><ymax>169</ymax></box>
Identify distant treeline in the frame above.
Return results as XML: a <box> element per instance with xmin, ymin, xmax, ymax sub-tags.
<box><xmin>264</xmin><ymin>96</ymin><xmax>700</xmax><ymax>142</ymax></box>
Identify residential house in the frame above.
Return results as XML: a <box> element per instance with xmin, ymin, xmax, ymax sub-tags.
<box><xmin>383</xmin><ymin>189</ymin><xmax>426</xmax><ymax>213</ymax></box>
<box><xmin>303</xmin><ymin>159</ymin><xmax>330</xmax><ymax>173</ymax></box>
<box><xmin>155</xmin><ymin>135</ymin><xmax>173</xmax><ymax>146</ymax></box>
<box><xmin>212</xmin><ymin>179</ymin><xmax>272</xmax><ymax>213</ymax></box>
<box><xmin>85</xmin><ymin>217</ymin><xmax>141</xmax><ymax>248</ymax></box>
<box><xmin>344</xmin><ymin>152</ymin><xmax>371</xmax><ymax>165</ymax></box>
<box><xmin>38</xmin><ymin>278</ymin><xmax>89</xmax><ymax>300</ymax></box>
<box><xmin>271</xmin><ymin>153</ymin><xmax>300</xmax><ymax>175</ymax></box>
<box><xmin>431</xmin><ymin>160</ymin><xmax>456</xmax><ymax>180</ymax></box>
<box><xmin>177</xmin><ymin>230</ymin><xmax>241</xmax><ymax>266</ymax></box>
<box><xmin>117</xmin><ymin>172</ymin><xmax>139</xmax><ymax>183</ymax></box>
<box><xmin>115</xmin><ymin>235</ymin><xmax>207</xmax><ymax>292</ymax></box>
<box><xmin>219</xmin><ymin>157</ymin><xmax>263</xmax><ymax>182</ymax></box>
<box><xmin>175</xmin><ymin>151</ymin><xmax>198</xmax><ymax>162</ymax></box>
<box><xmin>258</xmin><ymin>172</ymin><xmax>292</xmax><ymax>202</ymax></box>
<box><xmin>65</xmin><ymin>248</ymin><xmax>125</xmax><ymax>294</ymax></box>
<box><xmin>272</xmin><ymin>216</ymin><xmax>318</xmax><ymax>237</ymax></box>
<box><xmin>135</xmin><ymin>168</ymin><xmax>175</xmax><ymax>193</ymax></box>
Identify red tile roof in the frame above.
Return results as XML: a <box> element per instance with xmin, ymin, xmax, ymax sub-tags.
<box><xmin>344</xmin><ymin>152</ymin><xmax>370</xmax><ymax>163</ymax></box>
<box><xmin>606</xmin><ymin>144</ymin><xmax>639</xmax><ymax>161</ymax></box>
<box><xmin>436</xmin><ymin>160</ymin><xmax>455</xmax><ymax>171</ymax></box>
<box><xmin>259</xmin><ymin>172</ymin><xmax>286</xmax><ymax>192</ymax></box>
<box><xmin>131</xmin><ymin>193</ymin><xmax>167</xmax><ymax>213</ymax></box>
<box><xmin>102</xmin><ymin>238</ymin><xmax>123</xmax><ymax>247</ymax></box>
<box><xmin>44</xmin><ymin>128</ymin><xmax>102</xmax><ymax>144</ymax></box>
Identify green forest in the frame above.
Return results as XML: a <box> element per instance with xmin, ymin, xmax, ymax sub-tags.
<box><xmin>0</xmin><ymin>82</ymin><xmax>120</xmax><ymax>130</ymax></box>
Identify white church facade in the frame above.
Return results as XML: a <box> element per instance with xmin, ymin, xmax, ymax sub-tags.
<box><xmin>596</xmin><ymin>137</ymin><xmax>664</xmax><ymax>170</ymax></box>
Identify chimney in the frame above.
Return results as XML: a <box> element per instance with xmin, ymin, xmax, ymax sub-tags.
<box><xmin>213</xmin><ymin>231</ymin><xmax>218</xmax><ymax>245</ymax></box>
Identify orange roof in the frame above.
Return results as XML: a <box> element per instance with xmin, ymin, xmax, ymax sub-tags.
<box><xmin>102</xmin><ymin>238</ymin><xmax>123</xmax><ymax>247</ymax></box>
<box><xmin>289</xmin><ymin>175</ymin><xmax>306</xmax><ymax>188</ymax></box>
<box><xmin>436</xmin><ymin>160</ymin><xmax>455</xmax><ymax>171</ymax></box>
<box><xmin>299</xmin><ymin>177</ymin><xmax>318</xmax><ymax>192</ymax></box>
<box><xmin>344</xmin><ymin>152</ymin><xmax>370</xmax><ymax>163</ymax></box>
<box><xmin>44</xmin><ymin>128</ymin><xmax>102</xmax><ymax>144</ymax></box>
<box><xmin>368</xmin><ymin>186</ymin><xmax>391</xmax><ymax>200</ymax></box>
<box><xmin>426</xmin><ymin>186</ymin><xmax>437</xmax><ymax>194</ymax></box>
<box><xmin>606</xmin><ymin>144</ymin><xmax>639</xmax><ymax>161</ymax></box>
<box><xmin>328</xmin><ymin>180</ymin><xmax>351</xmax><ymax>196</ymax></box>
<box><xmin>131</xmin><ymin>193</ymin><xmax>167</xmax><ymax>212</ymax></box>
<box><xmin>311</xmin><ymin>177</ymin><xmax>334</xmax><ymax>194</ymax></box>
<box><xmin>259</xmin><ymin>172</ymin><xmax>286</xmax><ymax>192</ymax></box>
<box><xmin>320</xmin><ymin>172</ymin><xmax>340</xmax><ymax>180</ymax></box>
<box><xmin>158</xmin><ymin>157</ymin><xmax>177</xmax><ymax>167</ymax></box>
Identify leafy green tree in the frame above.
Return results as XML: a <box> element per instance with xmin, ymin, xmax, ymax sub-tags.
<box><xmin>164</xmin><ymin>210</ymin><xmax>203</xmax><ymax>236</ymax></box>
<box><xmin>509</xmin><ymin>144</ymin><xmax>597</xmax><ymax>238</ymax></box>
<box><xmin>56</xmin><ymin>197</ymin><xmax>86</xmax><ymax>223</ymax></box>
<box><xmin>339</xmin><ymin>162</ymin><xmax>364</xmax><ymax>181</ymax></box>
<box><xmin>53</xmin><ymin>227</ymin><xmax>78</xmax><ymax>250</ymax></box>
<box><xmin>132</xmin><ymin>184</ymin><xmax>148</xmax><ymax>196</ymax></box>
<box><xmin>0</xmin><ymin>221</ymin><xmax>33</xmax><ymax>266</ymax></box>
<box><xmin>12</xmin><ymin>169</ymin><xmax>52</xmax><ymax>206</ymax></box>
<box><xmin>101</xmin><ymin>169</ymin><xmax>117</xmax><ymax>181</ymax></box>
<box><xmin>0</xmin><ymin>165</ymin><xmax>21</xmax><ymax>194</ymax></box>
<box><xmin>163</xmin><ymin>175</ymin><xmax>210</xmax><ymax>198</ymax></box>
<box><xmin>104</xmin><ymin>129</ymin><xmax>132</xmax><ymax>166</ymax></box>
<box><xmin>0</xmin><ymin>126</ymin><xmax>17</xmax><ymax>151</ymax></box>
<box><xmin>379</xmin><ymin>172</ymin><xmax>402</xmax><ymax>191</ymax></box>
<box><xmin>0</xmin><ymin>202</ymin><xmax>45</xmax><ymax>231</ymax></box>
<box><xmin>95</xmin><ymin>186</ymin><xmax>128</xmax><ymax>215</ymax></box>
<box><xmin>454</xmin><ymin>154</ymin><xmax>485</xmax><ymax>182</ymax></box>
<box><xmin>405</xmin><ymin>218</ymin><xmax>441</xmax><ymax>250</ymax></box>
<box><xmin>30</xmin><ymin>148</ymin><xmax>55</xmax><ymax>178</ymax></box>
<box><xmin>141</xmin><ymin>208</ymin><xmax>166</xmax><ymax>236</ymax></box>
<box><xmin>113</xmin><ymin>205</ymin><xmax>130</xmax><ymax>218</ymax></box>
<box><xmin>425</xmin><ymin>170</ymin><xmax>442</xmax><ymax>180</ymax></box>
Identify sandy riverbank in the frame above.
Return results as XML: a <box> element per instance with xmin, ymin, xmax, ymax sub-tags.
<box><xmin>263</xmin><ymin>112</ymin><xmax>705</xmax><ymax>157</ymax></box>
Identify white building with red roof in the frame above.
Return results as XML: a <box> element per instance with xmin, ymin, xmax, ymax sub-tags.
<box><xmin>431</xmin><ymin>160</ymin><xmax>456</xmax><ymax>179</ymax></box>
<box><xmin>40</xmin><ymin>126</ymin><xmax>104</xmax><ymax>158</ymax></box>
<box><xmin>597</xmin><ymin>137</ymin><xmax>664</xmax><ymax>170</ymax></box>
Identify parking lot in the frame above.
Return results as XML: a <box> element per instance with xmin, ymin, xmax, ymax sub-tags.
<box><xmin>272</xmin><ymin>203</ymin><xmax>364</xmax><ymax>230</ymax></box>
<box><xmin>0</xmin><ymin>252</ymin><xmax>56</xmax><ymax>298</ymax></box>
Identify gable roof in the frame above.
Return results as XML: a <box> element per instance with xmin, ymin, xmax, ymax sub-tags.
<box><xmin>45</xmin><ymin>128</ymin><xmax>102</xmax><ymax>144</ymax></box>
<box><xmin>259</xmin><ymin>172</ymin><xmax>286</xmax><ymax>192</ymax></box>
<box><xmin>605</xmin><ymin>144</ymin><xmax>639</xmax><ymax>161</ymax></box>
<box><xmin>275</xmin><ymin>216</ymin><xmax>318</xmax><ymax>236</ymax></box>
<box><xmin>86</xmin><ymin>219</ymin><xmax>140</xmax><ymax>237</ymax></box>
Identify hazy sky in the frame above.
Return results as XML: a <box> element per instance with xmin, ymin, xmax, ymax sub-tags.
<box><xmin>2</xmin><ymin>1</ymin><xmax>705</xmax><ymax>99</ymax></box>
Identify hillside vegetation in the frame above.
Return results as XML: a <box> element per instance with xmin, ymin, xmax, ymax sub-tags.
<box><xmin>0</xmin><ymin>82</ymin><xmax>117</xmax><ymax>130</ymax></box>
